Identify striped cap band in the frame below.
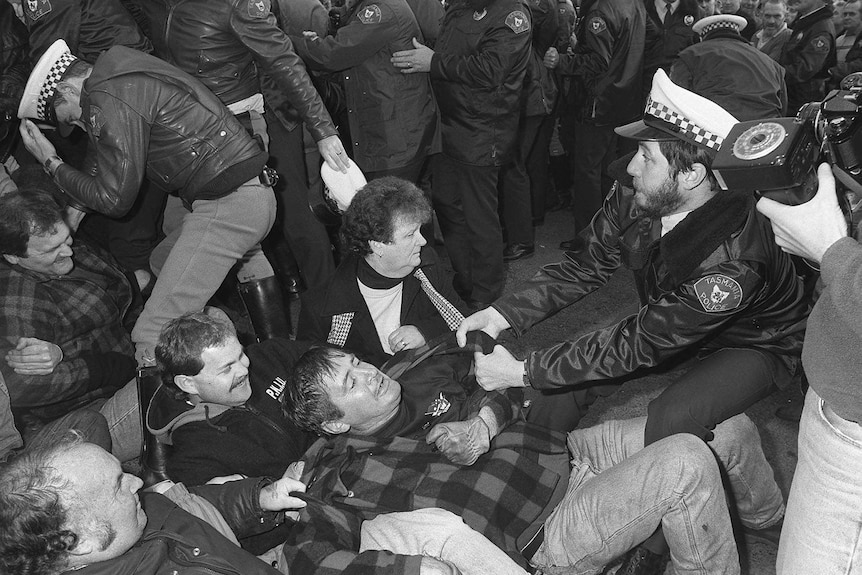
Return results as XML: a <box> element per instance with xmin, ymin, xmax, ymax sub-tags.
<box><xmin>645</xmin><ymin>97</ymin><xmax>724</xmax><ymax>150</ymax></box>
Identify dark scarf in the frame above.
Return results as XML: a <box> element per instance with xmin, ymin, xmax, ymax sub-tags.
<box><xmin>357</xmin><ymin>257</ymin><xmax>403</xmax><ymax>289</ymax></box>
<box><xmin>658</xmin><ymin>190</ymin><xmax>753</xmax><ymax>287</ymax></box>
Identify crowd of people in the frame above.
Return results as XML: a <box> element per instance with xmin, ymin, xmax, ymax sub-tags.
<box><xmin>0</xmin><ymin>0</ymin><xmax>860</xmax><ymax>573</ymax></box>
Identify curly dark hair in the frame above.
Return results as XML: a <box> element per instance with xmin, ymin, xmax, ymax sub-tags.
<box><xmin>0</xmin><ymin>434</ymin><xmax>83</xmax><ymax>575</ymax></box>
<box><xmin>0</xmin><ymin>189</ymin><xmax>65</xmax><ymax>258</ymax></box>
<box><xmin>282</xmin><ymin>346</ymin><xmax>348</xmax><ymax>435</ymax></box>
<box><xmin>340</xmin><ymin>176</ymin><xmax>432</xmax><ymax>257</ymax></box>
<box><xmin>155</xmin><ymin>309</ymin><xmax>236</xmax><ymax>400</ymax></box>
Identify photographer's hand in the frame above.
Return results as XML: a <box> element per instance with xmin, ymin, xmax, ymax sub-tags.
<box><xmin>756</xmin><ymin>163</ymin><xmax>848</xmax><ymax>263</ymax></box>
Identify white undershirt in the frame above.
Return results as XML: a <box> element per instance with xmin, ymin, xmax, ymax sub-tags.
<box><xmin>358</xmin><ymin>279</ymin><xmax>403</xmax><ymax>354</ymax></box>
<box><xmin>661</xmin><ymin>210</ymin><xmax>692</xmax><ymax>236</ymax></box>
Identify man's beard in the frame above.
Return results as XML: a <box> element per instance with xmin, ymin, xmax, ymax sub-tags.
<box><xmin>635</xmin><ymin>177</ymin><xmax>686</xmax><ymax>219</ymax></box>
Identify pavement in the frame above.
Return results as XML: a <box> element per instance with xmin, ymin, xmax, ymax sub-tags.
<box><xmin>285</xmin><ymin>205</ymin><xmax>801</xmax><ymax>574</ymax></box>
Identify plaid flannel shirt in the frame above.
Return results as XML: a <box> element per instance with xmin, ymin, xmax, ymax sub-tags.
<box><xmin>0</xmin><ymin>242</ymin><xmax>134</xmax><ymax>414</ymax></box>
<box><xmin>283</xmin><ymin>421</ymin><xmax>568</xmax><ymax>575</ymax></box>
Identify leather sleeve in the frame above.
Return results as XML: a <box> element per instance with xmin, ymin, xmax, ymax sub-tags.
<box><xmin>431</xmin><ymin>3</ymin><xmax>533</xmax><ymax>90</ymax></box>
<box><xmin>292</xmin><ymin>1</ymin><xmax>401</xmax><ymax>72</ymax></box>
<box><xmin>53</xmin><ymin>91</ymin><xmax>148</xmax><ymax>217</ymax></box>
<box><xmin>783</xmin><ymin>28</ymin><xmax>834</xmax><ymax>83</ymax></box>
<box><xmin>227</xmin><ymin>0</ymin><xmax>337</xmax><ymax>140</ymax></box>
<box><xmin>191</xmin><ymin>477</ymin><xmax>285</xmax><ymax>538</ymax></box>
<box><xmin>525</xmin><ymin>258</ymin><xmax>770</xmax><ymax>390</ymax></box>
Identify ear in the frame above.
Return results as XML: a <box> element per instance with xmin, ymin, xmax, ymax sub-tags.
<box><xmin>321</xmin><ymin>420</ymin><xmax>350</xmax><ymax>435</ymax></box>
<box><xmin>55</xmin><ymin>81</ymin><xmax>80</xmax><ymax>99</ymax></box>
<box><xmin>678</xmin><ymin>162</ymin><xmax>708</xmax><ymax>190</ymax></box>
<box><xmin>368</xmin><ymin>240</ymin><xmax>385</xmax><ymax>257</ymax></box>
<box><xmin>64</xmin><ymin>531</ymin><xmax>97</xmax><ymax>568</ymax></box>
<box><xmin>2</xmin><ymin>254</ymin><xmax>19</xmax><ymax>265</ymax></box>
<box><xmin>173</xmin><ymin>374</ymin><xmax>199</xmax><ymax>396</ymax></box>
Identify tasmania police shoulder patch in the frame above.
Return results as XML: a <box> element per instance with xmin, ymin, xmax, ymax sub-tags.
<box><xmin>24</xmin><ymin>0</ymin><xmax>52</xmax><ymax>21</ymax></box>
<box><xmin>588</xmin><ymin>15</ymin><xmax>607</xmax><ymax>34</ymax></box>
<box><xmin>505</xmin><ymin>10</ymin><xmax>530</xmax><ymax>33</ymax></box>
<box><xmin>811</xmin><ymin>34</ymin><xmax>830</xmax><ymax>53</ymax></box>
<box><xmin>693</xmin><ymin>274</ymin><xmax>743</xmax><ymax>313</ymax></box>
<box><xmin>358</xmin><ymin>4</ymin><xmax>382</xmax><ymax>23</ymax></box>
<box><xmin>247</xmin><ymin>0</ymin><xmax>270</xmax><ymax>18</ymax></box>
<box><xmin>87</xmin><ymin>106</ymin><xmax>104</xmax><ymax>138</ymax></box>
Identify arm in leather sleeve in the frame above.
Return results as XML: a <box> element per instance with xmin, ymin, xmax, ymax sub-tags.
<box><xmin>430</xmin><ymin>8</ymin><xmax>533</xmax><ymax>90</ymax></box>
<box><xmin>227</xmin><ymin>2</ymin><xmax>337</xmax><ymax>141</ymax></box>
<box><xmin>292</xmin><ymin>4</ymin><xmax>400</xmax><ymax>72</ymax></box>
<box><xmin>493</xmin><ymin>184</ymin><xmax>625</xmax><ymax>336</ymax></box>
<box><xmin>554</xmin><ymin>7</ymin><xmax>613</xmax><ymax>92</ymax></box>
<box><xmin>525</xmin><ymin>261</ymin><xmax>769</xmax><ymax>390</ymax></box>
<box><xmin>191</xmin><ymin>477</ymin><xmax>286</xmax><ymax>539</ymax></box>
<box><xmin>783</xmin><ymin>33</ymin><xmax>833</xmax><ymax>83</ymax></box>
<box><xmin>53</xmin><ymin>94</ymin><xmax>148</xmax><ymax>217</ymax></box>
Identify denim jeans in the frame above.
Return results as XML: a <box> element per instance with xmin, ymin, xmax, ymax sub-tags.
<box><xmin>360</xmin><ymin>507</ymin><xmax>528</xmax><ymax>575</ymax></box>
<box><xmin>777</xmin><ymin>389</ymin><xmax>862</xmax><ymax>574</ymax></box>
<box><xmin>133</xmin><ymin>180</ymin><xmax>276</xmax><ymax>362</ymax></box>
<box><xmin>533</xmin><ymin>414</ymin><xmax>779</xmax><ymax>575</ymax></box>
<box><xmin>97</xmin><ymin>378</ymin><xmax>142</xmax><ymax>463</ymax></box>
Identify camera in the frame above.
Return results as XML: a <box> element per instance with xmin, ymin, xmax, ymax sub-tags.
<box><xmin>712</xmin><ymin>76</ymin><xmax>862</xmax><ymax>205</ymax></box>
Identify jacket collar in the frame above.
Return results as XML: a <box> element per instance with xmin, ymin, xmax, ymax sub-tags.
<box><xmin>319</xmin><ymin>247</ymin><xmax>438</xmax><ymax>316</ymax></box>
<box><xmin>791</xmin><ymin>4</ymin><xmax>833</xmax><ymax>30</ymax></box>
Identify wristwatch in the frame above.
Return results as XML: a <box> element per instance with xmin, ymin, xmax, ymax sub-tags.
<box><xmin>43</xmin><ymin>155</ymin><xmax>63</xmax><ymax>178</ymax></box>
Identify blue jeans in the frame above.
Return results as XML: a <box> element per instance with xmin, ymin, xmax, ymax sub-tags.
<box><xmin>534</xmin><ymin>414</ymin><xmax>782</xmax><ymax>574</ymax></box>
<box><xmin>134</xmin><ymin>180</ymin><xmax>276</xmax><ymax>362</ymax></box>
<box><xmin>777</xmin><ymin>389</ymin><xmax>862</xmax><ymax>574</ymax></box>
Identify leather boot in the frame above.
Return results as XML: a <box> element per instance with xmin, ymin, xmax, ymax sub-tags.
<box><xmin>237</xmin><ymin>276</ymin><xmax>292</xmax><ymax>341</ymax></box>
<box><xmin>137</xmin><ymin>365</ymin><xmax>171</xmax><ymax>488</ymax></box>
<box><xmin>265</xmin><ymin>236</ymin><xmax>306</xmax><ymax>300</ymax></box>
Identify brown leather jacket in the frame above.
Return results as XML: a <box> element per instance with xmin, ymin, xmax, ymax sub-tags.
<box><xmin>142</xmin><ymin>0</ymin><xmax>337</xmax><ymax>141</ymax></box>
<box><xmin>494</xmin><ymin>183</ymin><xmax>810</xmax><ymax>390</ymax></box>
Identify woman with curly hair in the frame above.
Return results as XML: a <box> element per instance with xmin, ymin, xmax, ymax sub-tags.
<box><xmin>297</xmin><ymin>176</ymin><xmax>467</xmax><ymax>366</ymax></box>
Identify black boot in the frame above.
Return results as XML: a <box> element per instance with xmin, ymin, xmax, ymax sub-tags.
<box><xmin>265</xmin><ymin>236</ymin><xmax>306</xmax><ymax>300</ymax></box>
<box><xmin>137</xmin><ymin>366</ymin><xmax>171</xmax><ymax>488</ymax></box>
<box><xmin>237</xmin><ymin>276</ymin><xmax>292</xmax><ymax>341</ymax></box>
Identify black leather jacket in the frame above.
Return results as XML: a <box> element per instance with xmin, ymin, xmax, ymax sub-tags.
<box><xmin>430</xmin><ymin>0</ymin><xmax>533</xmax><ymax>166</ymax></box>
<box><xmin>54</xmin><ymin>47</ymin><xmax>267</xmax><ymax>216</ymax></box>
<box><xmin>557</xmin><ymin>0</ymin><xmax>646</xmax><ymax>125</ymax></box>
<box><xmin>21</xmin><ymin>0</ymin><xmax>152</xmax><ymax>64</ymax></box>
<box><xmin>142</xmin><ymin>0</ymin><xmax>337</xmax><ymax>141</ymax></box>
<box><xmin>781</xmin><ymin>4</ymin><xmax>837</xmax><ymax>112</ymax></box>
<box><xmin>494</xmin><ymin>183</ymin><xmax>809</xmax><ymax>390</ymax></box>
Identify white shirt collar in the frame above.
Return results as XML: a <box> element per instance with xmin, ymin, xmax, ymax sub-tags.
<box><xmin>661</xmin><ymin>210</ymin><xmax>692</xmax><ymax>236</ymax></box>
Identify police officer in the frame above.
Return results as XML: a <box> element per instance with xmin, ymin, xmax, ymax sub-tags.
<box><xmin>142</xmin><ymin>0</ymin><xmax>350</xmax><ymax>292</ymax></box>
<box><xmin>289</xmin><ymin>0</ymin><xmax>441</xmax><ymax>183</ymax></box>
<box><xmin>670</xmin><ymin>14</ymin><xmax>787</xmax><ymax>120</ymax></box>
<box><xmin>781</xmin><ymin>0</ymin><xmax>837</xmax><ymax>113</ymax></box>
<box><xmin>644</xmin><ymin>0</ymin><xmax>699</xmax><ymax>75</ymax></box>
<box><xmin>543</xmin><ymin>0</ymin><xmax>646</xmax><ymax>251</ymax></box>
<box><xmin>391</xmin><ymin>0</ymin><xmax>533</xmax><ymax>308</ymax></box>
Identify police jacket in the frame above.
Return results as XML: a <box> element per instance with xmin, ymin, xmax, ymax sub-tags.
<box><xmin>556</xmin><ymin>0</ymin><xmax>646</xmax><ymax>126</ymax></box>
<box><xmin>670</xmin><ymin>30</ymin><xmax>787</xmax><ymax>120</ymax></box>
<box><xmin>522</xmin><ymin>0</ymin><xmax>560</xmax><ymax>117</ymax></box>
<box><xmin>493</xmin><ymin>183</ymin><xmax>809</xmax><ymax>390</ymax></box>
<box><xmin>74</xmin><ymin>481</ymin><xmax>285</xmax><ymax>575</ymax></box>
<box><xmin>430</xmin><ymin>0</ymin><xmax>532</xmax><ymax>166</ymax></box>
<box><xmin>142</xmin><ymin>0</ymin><xmax>337</xmax><ymax>142</ymax></box>
<box><xmin>643</xmin><ymin>0</ymin><xmax>698</xmax><ymax>74</ymax></box>
<box><xmin>291</xmin><ymin>0</ymin><xmax>441</xmax><ymax>172</ymax></box>
<box><xmin>21</xmin><ymin>0</ymin><xmax>151</xmax><ymax>64</ymax></box>
<box><xmin>781</xmin><ymin>4</ymin><xmax>836</xmax><ymax>111</ymax></box>
<box><xmin>53</xmin><ymin>47</ymin><xmax>268</xmax><ymax>217</ymax></box>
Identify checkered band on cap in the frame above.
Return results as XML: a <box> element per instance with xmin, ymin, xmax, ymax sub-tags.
<box><xmin>645</xmin><ymin>97</ymin><xmax>724</xmax><ymax>150</ymax></box>
<box><xmin>327</xmin><ymin>312</ymin><xmax>355</xmax><ymax>347</ymax></box>
<box><xmin>700</xmin><ymin>20</ymin><xmax>740</xmax><ymax>35</ymax></box>
<box><xmin>37</xmin><ymin>51</ymin><xmax>77</xmax><ymax>123</ymax></box>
